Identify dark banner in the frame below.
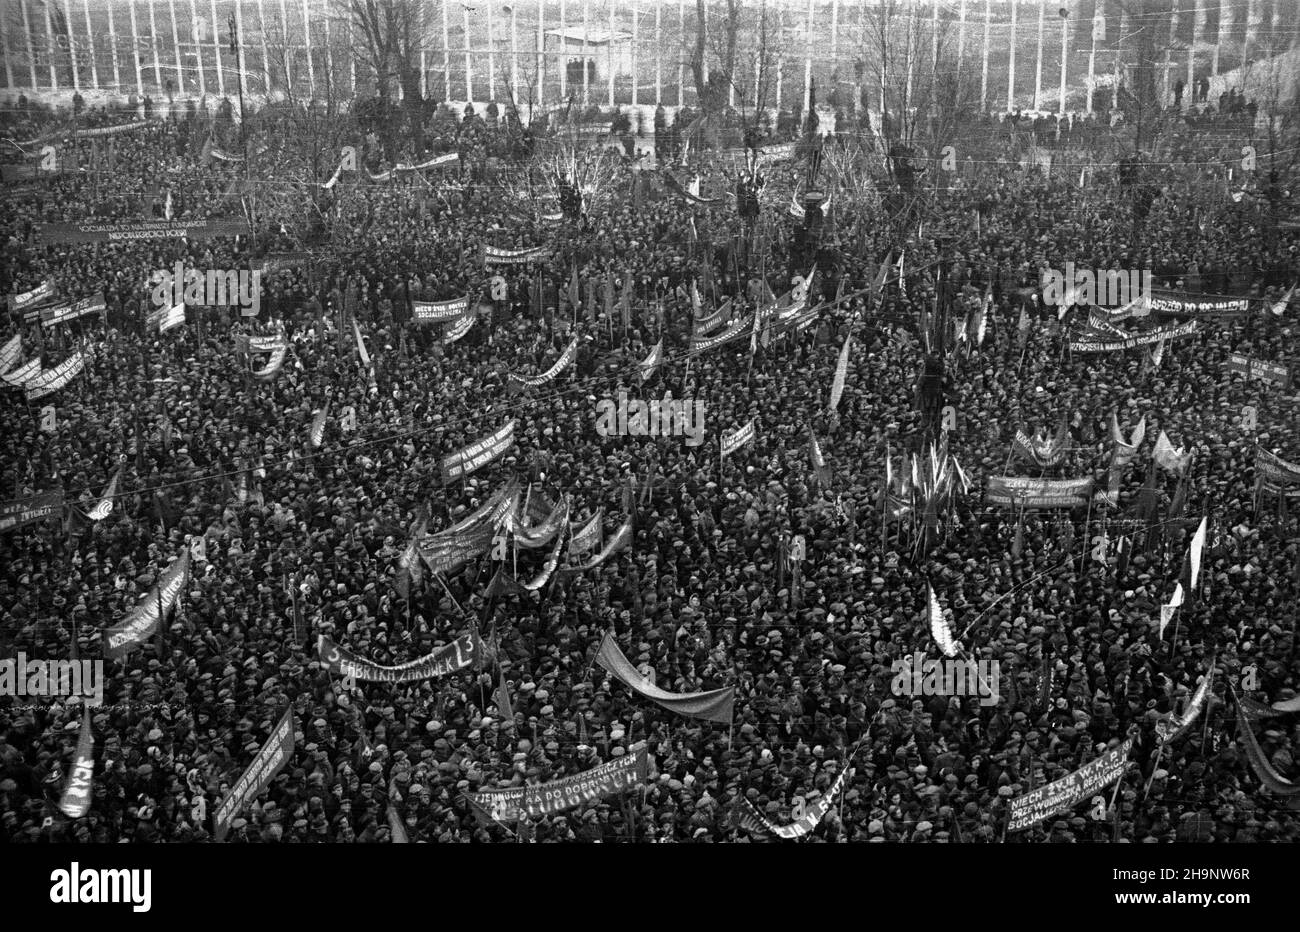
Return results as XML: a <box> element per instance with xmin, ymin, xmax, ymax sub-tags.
<box><xmin>101</xmin><ymin>552</ymin><xmax>190</xmax><ymax>659</ymax></box>
<box><xmin>0</xmin><ymin>490</ymin><xmax>63</xmax><ymax>533</ymax></box>
<box><xmin>413</xmin><ymin>296</ymin><xmax>471</xmax><ymax>322</ymax></box>
<box><xmin>37</xmin><ymin>218</ymin><xmax>249</xmax><ymax>244</ymax></box>
<box><xmin>10</xmin><ymin>279</ymin><xmax>56</xmax><ymax>313</ymax></box>
<box><xmin>484</xmin><ymin>245</ymin><xmax>550</xmax><ymax>265</ymax></box>
<box><xmin>440</xmin><ymin>420</ymin><xmax>516</xmax><ymax>482</ymax></box>
<box><xmin>213</xmin><ymin>709</ymin><xmax>296</xmax><ymax>841</ymax></box>
<box><xmin>40</xmin><ymin>292</ymin><xmax>106</xmax><ymax>328</ymax></box>
<box><xmin>1148</xmin><ymin>290</ymin><xmax>1251</xmax><ymax>315</ymax></box>
<box><xmin>1227</xmin><ymin>354</ymin><xmax>1291</xmax><ymax>388</ymax></box>
<box><xmin>1256</xmin><ymin>448</ymin><xmax>1300</xmax><ymax>489</ymax></box>
<box><xmin>1069</xmin><ymin>319</ymin><xmax>1198</xmax><ymax>353</ymax></box>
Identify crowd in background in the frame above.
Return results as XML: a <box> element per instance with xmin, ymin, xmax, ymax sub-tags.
<box><xmin>0</xmin><ymin>91</ymin><xmax>1297</xmax><ymax>843</ymax></box>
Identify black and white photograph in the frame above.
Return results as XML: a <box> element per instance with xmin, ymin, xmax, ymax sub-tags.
<box><xmin>0</xmin><ymin>0</ymin><xmax>1297</xmax><ymax>911</ymax></box>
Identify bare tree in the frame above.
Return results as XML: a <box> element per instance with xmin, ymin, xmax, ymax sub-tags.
<box><xmin>855</xmin><ymin>0</ymin><xmax>970</xmax><ymax>156</ymax></box>
<box><xmin>334</xmin><ymin>0</ymin><xmax>430</xmax><ymax>108</ymax></box>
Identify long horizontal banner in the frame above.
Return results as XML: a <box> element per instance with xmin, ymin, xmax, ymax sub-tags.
<box><xmin>1</xmin><ymin>359</ymin><xmax>40</xmax><ymax>387</ymax></box>
<box><xmin>484</xmin><ymin>244</ymin><xmax>550</xmax><ymax>265</ymax></box>
<box><xmin>0</xmin><ymin>335</ymin><xmax>20</xmax><ymax>373</ymax></box>
<box><xmin>0</xmin><ymin>490</ymin><xmax>63</xmax><ymax>533</ymax></box>
<box><xmin>369</xmin><ymin>152</ymin><xmax>460</xmax><ymax>181</ymax></box>
<box><xmin>566</xmin><ymin>518</ymin><xmax>632</xmax><ymax>571</ymax></box>
<box><xmin>508</xmin><ymin>337</ymin><xmax>578</xmax><ymax>390</ymax></box>
<box><xmin>248</xmin><ymin>334</ymin><xmax>284</xmax><ymax>353</ymax></box>
<box><xmin>317</xmin><ymin>633</ymin><xmax>481</xmax><ymax>684</ymax></box>
<box><xmin>37</xmin><ymin>218</ymin><xmax>249</xmax><ymax>244</ymax></box>
<box><xmin>418</xmin><ymin>522</ymin><xmax>496</xmax><ymax>576</ymax></box>
<box><xmin>508</xmin><ymin>497</ymin><xmax>569</xmax><ymax>549</ymax></box>
<box><xmin>986</xmin><ymin>476</ymin><xmax>1094</xmax><ymax>508</ymax></box>
<box><xmin>596</xmin><ymin>633</ymin><xmax>734</xmax><ymax>723</ymax></box>
<box><xmin>1227</xmin><ymin>353</ymin><xmax>1290</xmax><ymax>388</ymax></box>
<box><xmin>1148</xmin><ymin>290</ymin><xmax>1251</xmax><ymax>315</ymax></box>
<box><xmin>10</xmin><ymin>279</ymin><xmax>56</xmax><ymax>313</ymax></box>
<box><xmin>26</xmin><ymin>351</ymin><xmax>87</xmax><ymax>400</ymax></box>
<box><xmin>1256</xmin><ymin>448</ymin><xmax>1300</xmax><ymax>488</ymax></box>
<box><xmin>690</xmin><ymin>315</ymin><xmax>749</xmax><ymax>355</ymax></box>
<box><xmin>101</xmin><ymin>551</ymin><xmax>190</xmax><ymax>659</ymax></box>
<box><xmin>253</xmin><ymin>251</ymin><xmax>312</xmax><ymax>274</ymax></box>
<box><xmin>1068</xmin><ymin>319</ymin><xmax>1198</xmax><ymax>353</ymax></box>
<box><xmin>441</xmin><ymin>420</ymin><xmax>516</xmax><ymax>482</ymax></box>
<box><xmin>71</xmin><ymin>119</ymin><xmax>164</xmax><ymax>139</ymax></box>
<box><xmin>693</xmin><ymin>299</ymin><xmax>734</xmax><ymax>336</ymax></box>
<box><xmin>1008</xmin><ymin>737</ymin><xmax>1134</xmax><ymax>832</ymax></box>
<box><xmin>214</xmin><ymin>708</ymin><xmax>296</xmax><ymax>841</ymax></box>
<box><xmin>413</xmin><ymin>296</ymin><xmax>471</xmax><ymax>322</ymax></box>
<box><xmin>737</xmin><ymin>764</ymin><xmax>854</xmax><ymax>840</ymax></box>
<box><xmin>40</xmin><ymin>292</ymin><xmax>106</xmax><ymax>328</ymax></box>
<box><xmin>466</xmin><ymin>742</ymin><xmax>649</xmax><ymax>822</ymax></box>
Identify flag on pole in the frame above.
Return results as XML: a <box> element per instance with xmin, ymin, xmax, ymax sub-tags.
<box><xmin>309</xmin><ymin>404</ymin><xmax>329</xmax><ymax>448</ymax></box>
<box><xmin>567</xmin><ymin>266</ymin><xmax>580</xmax><ymax>314</ymax></box>
<box><xmin>1159</xmin><ymin>582</ymin><xmax>1185</xmax><ymax>638</ymax></box>
<box><xmin>57</xmin><ymin>709</ymin><xmax>95</xmax><ymax>818</ymax></box>
<box><xmin>495</xmin><ymin>671</ymin><xmax>515</xmax><ymax>729</ymax></box>
<box><xmin>927</xmin><ymin>584</ymin><xmax>958</xmax><ymax>658</ymax></box>
<box><xmin>828</xmin><ymin>333</ymin><xmax>852</xmax><ymax>413</ymax></box>
<box><xmin>1188</xmin><ymin>517</ymin><xmax>1207</xmax><ymax>590</ymax></box>
<box><xmin>352</xmin><ymin>318</ymin><xmax>371</xmax><ymax>367</ymax></box>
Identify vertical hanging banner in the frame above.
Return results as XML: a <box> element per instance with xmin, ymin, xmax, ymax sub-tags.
<box><xmin>440</xmin><ymin>420</ymin><xmax>517</xmax><ymax>482</ymax></box>
<box><xmin>57</xmin><ymin>711</ymin><xmax>95</xmax><ymax>818</ymax></box>
<box><xmin>720</xmin><ymin>420</ymin><xmax>757</xmax><ymax>458</ymax></box>
<box><xmin>213</xmin><ymin>708</ymin><xmax>297</xmax><ymax>840</ymax></box>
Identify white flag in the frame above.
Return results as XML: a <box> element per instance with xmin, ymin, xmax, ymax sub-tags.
<box><xmin>928</xmin><ymin>584</ymin><xmax>958</xmax><ymax>658</ymax></box>
<box><xmin>828</xmin><ymin>334</ymin><xmax>852</xmax><ymax>413</ymax></box>
<box><xmin>1189</xmin><ymin>516</ymin><xmax>1207</xmax><ymax>590</ymax></box>
<box><xmin>1271</xmin><ymin>285</ymin><xmax>1294</xmax><ymax>316</ymax></box>
<box><xmin>1159</xmin><ymin>582</ymin><xmax>1184</xmax><ymax>638</ymax></box>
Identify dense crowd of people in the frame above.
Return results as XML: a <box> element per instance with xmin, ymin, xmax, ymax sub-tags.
<box><xmin>1</xmin><ymin>91</ymin><xmax>1298</xmax><ymax>843</ymax></box>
